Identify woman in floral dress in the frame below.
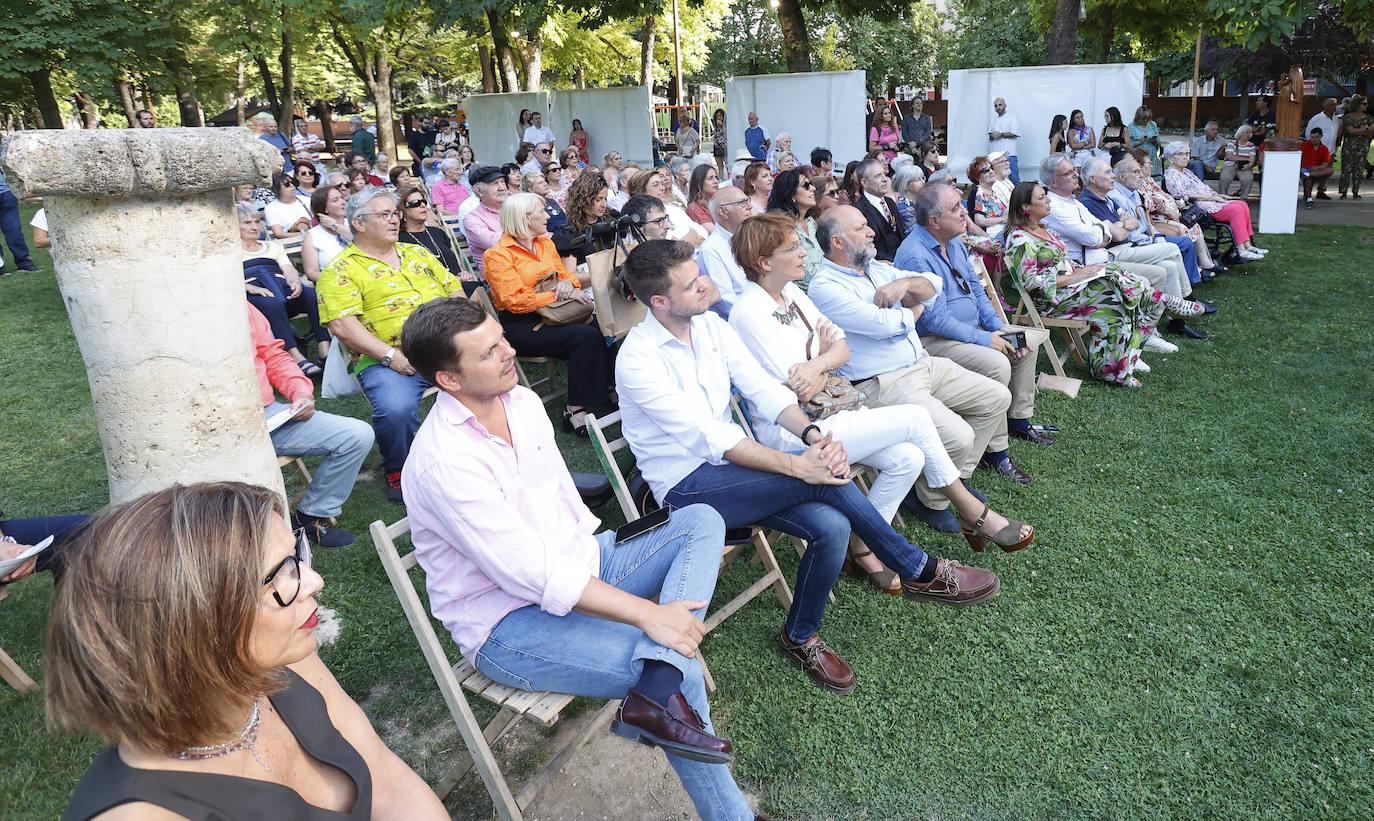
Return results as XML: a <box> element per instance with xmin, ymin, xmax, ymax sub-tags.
<box><xmin>1126</xmin><ymin>147</ymin><xmax>1222</xmax><ymax>277</ymax></box>
<box><xmin>1338</xmin><ymin>94</ymin><xmax>1372</xmax><ymax>199</ymax></box>
<box><xmin>1004</xmin><ymin>182</ymin><xmax>1165</xmax><ymax>388</ymax></box>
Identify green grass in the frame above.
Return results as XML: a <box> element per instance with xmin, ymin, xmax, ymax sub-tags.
<box><xmin>2</xmin><ymin>208</ymin><xmax>1372</xmax><ymax>819</ymax></box>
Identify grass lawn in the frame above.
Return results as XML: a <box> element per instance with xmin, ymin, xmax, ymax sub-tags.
<box><xmin>1</xmin><ymin>207</ymin><xmax>1371</xmax><ymax>819</ymax></box>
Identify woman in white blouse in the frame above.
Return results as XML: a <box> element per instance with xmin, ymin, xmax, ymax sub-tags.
<box><xmin>728</xmin><ymin>214</ymin><xmax>1034</xmax><ymax>592</ymax></box>
<box><xmin>262</xmin><ymin>172</ymin><xmax>313</xmax><ymax>238</ymax></box>
<box><xmin>301</xmin><ymin>185</ymin><xmax>352</xmax><ymax>282</ymax></box>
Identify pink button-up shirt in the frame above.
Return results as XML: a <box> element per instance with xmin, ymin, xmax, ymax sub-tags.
<box><xmin>402</xmin><ymin>388</ymin><xmax>601</xmax><ymax>658</ymax></box>
<box><xmin>461</xmin><ymin>204</ymin><xmax>503</xmax><ymax>273</ymax></box>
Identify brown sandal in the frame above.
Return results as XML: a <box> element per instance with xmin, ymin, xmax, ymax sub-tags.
<box><xmin>960</xmin><ymin>503</ymin><xmax>1034</xmax><ymax>553</ymax></box>
<box><xmin>842</xmin><ymin>549</ymin><xmax>901</xmax><ymax>596</ymax></box>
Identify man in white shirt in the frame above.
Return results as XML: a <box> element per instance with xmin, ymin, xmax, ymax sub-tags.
<box><xmin>694</xmin><ymin>187</ymin><xmax>753</xmax><ymax>315</ymax></box>
<box><xmin>617</xmin><ymin>239</ymin><xmax>1001</xmax><ymax>694</ymax></box>
<box><xmin>807</xmin><ymin>206</ymin><xmax>1018</xmax><ymax>531</ymax></box>
<box><xmin>399</xmin><ymin>297</ymin><xmax>760</xmax><ymax>820</ymax></box>
<box><xmin>1305</xmin><ymin>98</ymin><xmax>1340</xmax><ymax>199</ymax></box>
<box><xmin>987</xmin><ymin>98</ymin><xmax>1021</xmax><ymax>183</ymax></box>
<box><xmin>521</xmin><ymin>142</ymin><xmax>552</xmax><ymax>176</ymax></box>
<box><xmin>521</xmin><ymin>111</ymin><xmax>556</xmax><ymax>152</ymax></box>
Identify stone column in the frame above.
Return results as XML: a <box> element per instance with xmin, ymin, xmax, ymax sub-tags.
<box><xmin>1</xmin><ymin>128</ymin><xmax>289</xmax><ymax>504</ymax></box>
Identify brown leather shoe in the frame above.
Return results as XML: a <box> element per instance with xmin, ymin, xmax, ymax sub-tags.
<box><xmin>777</xmin><ymin>630</ymin><xmax>857</xmax><ymax>693</ymax></box>
<box><xmin>901</xmin><ymin>558</ymin><xmax>1000</xmax><ymax>607</ymax></box>
<box><xmin>610</xmin><ymin>688</ymin><xmax>732</xmax><ymax>764</ymax></box>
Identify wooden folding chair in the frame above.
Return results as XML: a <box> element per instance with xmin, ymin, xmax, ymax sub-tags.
<box><xmin>371</xmin><ymin>517</ymin><xmax>619</xmax><ymax>821</ymax></box>
<box><xmin>469</xmin><ymin>286</ymin><xmax>568</xmax><ymax>407</ymax></box>
<box><xmin>279</xmin><ymin>234</ymin><xmax>306</xmax><ymax>273</ymax></box>
<box><xmin>0</xmin><ymin>588</ymin><xmax>38</xmax><ymax>693</ymax></box>
<box><xmin>973</xmin><ymin>257</ymin><xmax>1082</xmax><ymax>397</ymax></box>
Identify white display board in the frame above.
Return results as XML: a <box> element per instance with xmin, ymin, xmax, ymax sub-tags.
<box><xmin>726</xmin><ymin>71</ymin><xmax>867</xmax><ymax>169</ymax></box>
<box><xmin>462</xmin><ymin>91</ymin><xmax>551</xmax><ymax>167</ymax></box>
<box><xmin>945</xmin><ymin>64</ymin><xmax>1145</xmax><ymax>184</ymax></box>
<box><xmin>549</xmin><ymin>86</ymin><xmax>655</xmax><ymax>166</ymax></box>
<box><xmin>1257</xmin><ymin>150</ymin><xmax>1299</xmax><ymax>234</ymax></box>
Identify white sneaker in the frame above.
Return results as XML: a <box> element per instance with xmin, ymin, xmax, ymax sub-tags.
<box><xmin>1144</xmin><ymin>335</ymin><xmax>1179</xmax><ymax>353</ymax></box>
<box><xmin>1133</xmin><ymin>359</ymin><xmax>1151</xmax><ymax>373</ymax></box>
<box><xmin>1250</xmin><ymin>246</ymin><xmax>1269</xmax><ymax>254</ymax></box>
<box><xmin>1240</xmin><ymin>249</ymin><xmax>1264</xmax><ymax>260</ymax></box>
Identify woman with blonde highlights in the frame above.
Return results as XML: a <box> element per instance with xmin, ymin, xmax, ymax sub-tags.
<box><xmin>49</xmin><ymin>482</ymin><xmax>447</xmax><ymax>821</ymax></box>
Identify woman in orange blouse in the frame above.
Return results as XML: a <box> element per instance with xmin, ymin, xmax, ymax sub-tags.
<box><xmin>483</xmin><ymin>192</ymin><xmax>615</xmax><ymax>435</ymax></box>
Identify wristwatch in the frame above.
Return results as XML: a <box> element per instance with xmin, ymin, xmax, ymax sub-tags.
<box><xmin>380</xmin><ymin>348</ymin><xmax>395</xmax><ymax>368</ymax></box>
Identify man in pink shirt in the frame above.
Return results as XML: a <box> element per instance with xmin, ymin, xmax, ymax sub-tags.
<box><xmin>458</xmin><ymin>166</ymin><xmax>509</xmax><ymax>274</ymax></box>
<box><xmin>400</xmin><ymin>297</ymin><xmax>767</xmax><ymax>821</ymax></box>
<box><xmin>248</xmin><ymin>303</ymin><xmax>374</xmax><ymax>547</ymax></box>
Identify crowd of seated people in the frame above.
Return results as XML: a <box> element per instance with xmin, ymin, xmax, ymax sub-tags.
<box><xmin>21</xmin><ymin>104</ymin><xmax>1297</xmax><ymax>820</ymax></box>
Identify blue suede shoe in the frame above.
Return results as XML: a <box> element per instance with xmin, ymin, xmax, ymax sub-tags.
<box><xmin>901</xmin><ymin>492</ymin><xmax>961</xmax><ymax>534</ymax></box>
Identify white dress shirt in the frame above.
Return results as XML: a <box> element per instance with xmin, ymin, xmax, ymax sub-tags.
<box><xmin>989</xmin><ymin>112</ymin><xmax>1019</xmax><ymax>155</ymax></box>
<box><xmin>403</xmin><ymin>389</ymin><xmax>601</xmax><ymax>659</ymax></box>
<box><xmin>695</xmin><ymin>226</ymin><xmax>749</xmax><ymax>312</ymax></box>
<box><xmin>805</xmin><ymin>257</ymin><xmax>940</xmax><ymax>381</ymax></box>
<box><xmin>1043</xmin><ymin>190</ymin><xmax>1111</xmax><ymax>265</ymax></box>
<box><xmin>616</xmin><ymin>310</ymin><xmax>800</xmax><ymax>504</ymax></box>
<box><xmin>665</xmin><ymin>202</ymin><xmax>708</xmax><ymax>243</ymax></box>
<box><xmin>1305</xmin><ymin>112</ymin><xmax>1340</xmax><ymax>152</ymax></box>
<box><xmin>522</xmin><ymin>125</ymin><xmax>555</xmax><ymax>146</ymax></box>
<box><xmin>729</xmin><ymin>281</ymin><xmax>845</xmax><ymax>451</ymax></box>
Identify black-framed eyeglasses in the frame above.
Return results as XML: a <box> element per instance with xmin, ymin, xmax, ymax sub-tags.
<box><xmin>264</xmin><ymin>528</ymin><xmax>312</xmax><ymax>607</ymax></box>
<box><xmin>647</xmin><ymin>214</ymin><xmax>672</xmax><ymax>227</ymax></box>
<box><xmin>404</xmin><ymin>199</ymin><xmax>426</xmax><ymax>209</ymax></box>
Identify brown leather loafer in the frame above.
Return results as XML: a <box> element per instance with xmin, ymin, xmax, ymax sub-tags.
<box><xmin>902</xmin><ymin>558</ymin><xmax>1000</xmax><ymax>607</ymax></box>
<box><xmin>987</xmin><ymin>456</ymin><xmax>1034</xmax><ymax>484</ymax></box>
<box><xmin>610</xmin><ymin>689</ymin><xmax>732</xmax><ymax>764</ymax></box>
<box><xmin>778</xmin><ymin>630</ymin><xmax>857</xmax><ymax>694</ymax></box>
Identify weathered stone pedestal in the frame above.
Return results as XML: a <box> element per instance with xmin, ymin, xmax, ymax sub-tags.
<box><xmin>1</xmin><ymin>128</ymin><xmax>288</xmax><ymax>504</ymax></box>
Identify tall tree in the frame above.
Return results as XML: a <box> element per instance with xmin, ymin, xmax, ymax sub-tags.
<box><xmin>1046</xmin><ymin>0</ymin><xmax>1080</xmax><ymax>63</ymax></box>
<box><xmin>775</xmin><ymin>0</ymin><xmax>812</xmax><ymax>72</ymax></box>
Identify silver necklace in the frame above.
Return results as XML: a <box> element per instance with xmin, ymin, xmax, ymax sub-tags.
<box><xmin>169</xmin><ymin>699</ymin><xmax>280</xmax><ymax>777</ymax></box>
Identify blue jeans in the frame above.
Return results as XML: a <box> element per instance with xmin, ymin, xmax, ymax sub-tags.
<box><xmin>268</xmin><ymin>404</ymin><xmax>375</xmax><ymax>518</ymax></box>
<box><xmin>0</xmin><ymin>189</ymin><xmax>30</xmax><ymax>267</ymax></box>
<box><xmin>1162</xmin><ymin>235</ymin><xmax>1201</xmax><ymax>283</ymax></box>
<box><xmin>474</xmin><ymin>505</ymin><xmax>752</xmax><ymax>821</ymax></box>
<box><xmin>1187</xmin><ymin>159</ymin><xmax>1207</xmax><ymax>181</ymax></box>
<box><xmin>663</xmin><ymin>462</ymin><xmax>931</xmax><ymax>643</ymax></box>
<box><xmin>354</xmin><ymin>363</ymin><xmax>430</xmax><ymax>473</ymax></box>
<box><xmin>1008</xmin><ymin>155</ymin><xmax>1020</xmax><ymax>184</ymax></box>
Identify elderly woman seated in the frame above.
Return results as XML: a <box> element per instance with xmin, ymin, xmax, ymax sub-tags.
<box><xmin>237</xmin><ymin>202</ymin><xmax>329</xmax><ymax>374</ymax></box>
<box><xmin>522</xmin><ymin>171</ymin><xmax>570</xmax><ymax>231</ymax></box>
<box><xmin>1003</xmin><ymin>181</ymin><xmax>1167</xmax><ymax>388</ymax></box>
<box><xmin>483</xmin><ymin>192</ymin><xmax>616</xmax><ymax>436</ymax></box>
<box><xmin>1219</xmin><ymin>125</ymin><xmax>1259</xmax><ymax>200</ymax></box>
<box><xmin>49</xmin><ymin>482</ymin><xmax>449</xmax><ymax>821</ymax></box>
<box><xmin>966</xmin><ymin>155</ymin><xmax>1008</xmax><ymax>239</ymax></box>
<box><xmin>1162</xmin><ymin>141</ymin><xmax>1268</xmax><ymax>261</ymax></box>
<box><xmin>727</xmin><ymin>214</ymin><xmax>1033</xmax><ymax>595</ymax></box>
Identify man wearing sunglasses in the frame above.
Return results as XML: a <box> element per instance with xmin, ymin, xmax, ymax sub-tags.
<box><xmin>521</xmin><ymin>142</ymin><xmax>553</xmax><ymax>176</ymax></box>
<box><xmin>894</xmin><ymin>182</ymin><xmax>1053</xmax><ymax>482</ymax></box>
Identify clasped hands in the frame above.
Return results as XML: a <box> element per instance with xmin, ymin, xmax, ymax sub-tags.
<box><xmin>553</xmin><ymin>277</ymin><xmax>593</xmax><ymax>305</ymax></box>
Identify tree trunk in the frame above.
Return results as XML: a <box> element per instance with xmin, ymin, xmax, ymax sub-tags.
<box><xmin>75</xmin><ymin>91</ymin><xmax>100</xmax><ymax>128</ymax></box>
<box><xmin>255</xmin><ymin>54</ymin><xmax>281</xmax><ymax>122</ymax></box>
<box><xmin>315</xmin><ymin>99</ymin><xmax>337</xmax><ymax>154</ymax></box>
<box><xmin>775</xmin><ymin>0</ymin><xmax>813</xmax><ymax>73</ymax></box>
<box><xmin>114</xmin><ymin>77</ymin><xmax>138</xmax><ymax>126</ymax></box>
<box><xmin>171</xmin><ymin>57</ymin><xmax>204</xmax><ymax>126</ymax></box>
<box><xmin>640</xmin><ymin>16</ymin><xmax>656</xmax><ymax>87</ymax></box>
<box><xmin>371</xmin><ymin>47</ymin><xmax>396</xmax><ymax>161</ymax></box>
<box><xmin>521</xmin><ymin>27</ymin><xmax>543</xmax><ymax>92</ymax></box>
<box><xmin>1096</xmin><ymin>24</ymin><xmax>1113</xmax><ymax>63</ymax></box>
<box><xmin>1047</xmin><ymin>0</ymin><xmax>1079</xmax><ymax>64</ymax></box>
<box><xmin>141</xmin><ymin>85</ymin><xmax>154</xmax><ymax>114</ymax></box>
<box><xmin>235</xmin><ymin>59</ymin><xmax>247</xmax><ymax>126</ymax></box>
<box><xmin>28</xmin><ymin>69</ymin><xmax>63</xmax><ymax>128</ymax></box>
<box><xmin>478</xmin><ymin>45</ymin><xmax>496</xmax><ymax>93</ymax></box>
<box><xmin>488</xmin><ymin>12</ymin><xmax>520</xmax><ymax>93</ymax></box>
<box><xmin>279</xmin><ymin>7</ymin><xmax>296</xmax><ymax>127</ymax></box>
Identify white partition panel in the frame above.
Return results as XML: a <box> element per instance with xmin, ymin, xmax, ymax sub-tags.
<box><xmin>463</xmin><ymin>91</ymin><xmax>550</xmax><ymax>166</ymax></box>
<box><xmin>726</xmin><ymin>71</ymin><xmax>867</xmax><ymax>169</ymax></box>
<box><xmin>549</xmin><ymin>87</ymin><xmax>654</xmax><ymax>167</ymax></box>
<box><xmin>1258</xmin><ymin>150</ymin><xmax>1299</xmax><ymax>234</ymax></box>
<box><xmin>946</xmin><ymin>64</ymin><xmax>1145</xmax><ymax>184</ymax></box>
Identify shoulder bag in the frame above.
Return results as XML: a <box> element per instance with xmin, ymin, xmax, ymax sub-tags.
<box><xmin>793</xmin><ymin>303</ymin><xmax>866</xmax><ymax>421</ymax></box>
<box><xmin>533</xmin><ymin>271</ymin><xmax>594</xmax><ymax>328</ymax></box>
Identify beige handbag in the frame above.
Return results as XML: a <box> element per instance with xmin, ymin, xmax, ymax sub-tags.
<box><xmin>533</xmin><ymin>272</ymin><xmax>594</xmax><ymax>328</ymax></box>
<box><xmin>585</xmin><ymin>240</ymin><xmax>647</xmax><ymax>342</ymax></box>
<box><xmin>793</xmin><ymin>304</ymin><xmax>866</xmax><ymax>421</ymax></box>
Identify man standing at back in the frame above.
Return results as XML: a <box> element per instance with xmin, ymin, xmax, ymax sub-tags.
<box><xmin>350</xmin><ymin>116</ymin><xmax>377</xmax><ymax>165</ymax></box>
<box><xmin>522</xmin><ymin>111</ymin><xmax>556</xmax><ymax>153</ymax></box>
<box><xmin>258</xmin><ymin>115</ymin><xmax>293</xmax><ymax>173</ymax></box>
<box><xmin>744</xmin><ymin>112</ymin><xmax>770</xmax><ymax>161</ymax></box>
<box><xmin>987</xmin><ymin>98</ymin><xmax>1020</xmax><ymax>183</ymax></box>
<box><xmin>901</xmin><ymin>99</ymin><xmax>933</xmax><ymax>155</ymax></box>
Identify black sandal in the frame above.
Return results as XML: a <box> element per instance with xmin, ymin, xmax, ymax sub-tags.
<box><xmin>562</xmin><ymin>408</ymin><xmax>589</xmax><ymax>438</ymax></box>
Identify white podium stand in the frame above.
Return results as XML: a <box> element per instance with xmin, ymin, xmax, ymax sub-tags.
<box><xmin>1258</xmin><ymin>151</ymin><xmax>1300</xmax><ymax>234</ymax></box>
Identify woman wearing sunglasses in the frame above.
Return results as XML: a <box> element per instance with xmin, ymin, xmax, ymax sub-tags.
<box><xmin>49</xmin><ymin>482</ymin><xmax>448</xmax><ymax>821</ymax></box>
<box><xmin>396</xmin><ymin>186</ymin><xmax>478</xmax><ymax>293</ymax></box>
<box><xmin>764</xmin><ymin>169</ymin><xmax>824</xmax><ymax>288</ymax></box>
<box><xmin>292</xmin><ymin>160</ymin><xmax>320</xmax><ymax>200</ymax></box>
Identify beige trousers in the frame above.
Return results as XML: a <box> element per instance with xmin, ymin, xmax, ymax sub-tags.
<box><xmin>855</xmin><ymin>356</ymin><xmax>1011</xmax><ymax>511</ymax></box>
<box><xmin>921</xmin><ymin>327</ymin><xmax>1049</xmax><ymax>450</ymax></box>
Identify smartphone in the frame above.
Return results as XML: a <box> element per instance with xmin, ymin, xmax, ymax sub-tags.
<box><xmin>1005</xmin><ymin>330</ymin><xmax>1027</xmax><ymax>350</ymax></box>
<box><xmin>615</xmin><ymin>505</ymin><xmax>672</xmax><ymax>543</ymax></box>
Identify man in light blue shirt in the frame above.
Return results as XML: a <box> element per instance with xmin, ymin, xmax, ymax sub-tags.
<box><xmin>894</xmin><ymin>183</ymin><xmax>1053</xmax><ymax>471</ymax></box>
<box><xmin>808</xmin><ymin>205</ymin><xmax>1012</xmax><ymax>531</ymax></box>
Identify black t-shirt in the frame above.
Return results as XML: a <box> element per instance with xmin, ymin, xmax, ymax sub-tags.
<box><xmin>552</xmin><ymin>208</ymin><xmax>623</xmax><ymax>266</ymax></box>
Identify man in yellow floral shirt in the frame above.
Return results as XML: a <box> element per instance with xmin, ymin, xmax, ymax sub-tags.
<box><xmin>318</xmin><ymin>188</ymin><xmax>467</xmax><ymax>503</ymax></box>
